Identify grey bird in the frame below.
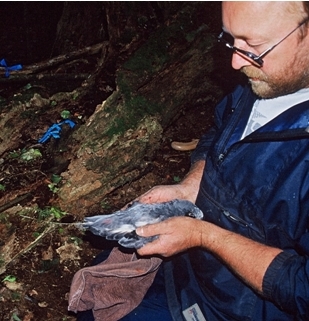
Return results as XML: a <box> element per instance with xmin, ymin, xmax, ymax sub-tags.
<box><xmin>80</xmin><ymin>199</ymin><xmax>204</xmax><ymax>249</ymax></box>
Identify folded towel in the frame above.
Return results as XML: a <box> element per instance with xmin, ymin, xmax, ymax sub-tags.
<box><xmin>68</xmin><ymin>247</ymin><xmax>162</xmax><ymax>321</ymax></box>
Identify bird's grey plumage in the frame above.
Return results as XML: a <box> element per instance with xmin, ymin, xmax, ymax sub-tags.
<box><xmin>80</xmin><ymin>199</ymin><xmax>203</xmax><ymax>249</ymax></box>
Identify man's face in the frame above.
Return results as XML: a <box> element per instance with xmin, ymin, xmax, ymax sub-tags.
<box><xmin>222</xmin><ymin>1</ymin><xmax>309</xmax><ymax>99</ymax></box>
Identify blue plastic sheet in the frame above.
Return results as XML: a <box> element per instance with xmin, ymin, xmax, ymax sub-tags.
<box><xmin>38</xmin><ymin>119</ymin><xmax>76</xmax><ymax>143</ymax></box>
<box><xmin>0</xmin><ymin>58</ymin><xmax>22</xmax><ymax>77</ymax></box>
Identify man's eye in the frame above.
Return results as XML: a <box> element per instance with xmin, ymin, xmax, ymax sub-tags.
<box><xmin>220</xmin><ymin>31</ymin><xmax>235</xmax><ymax>45</ymax></box>
<box><xmin>246</xmin><ymin>42</ymin><xmax>261</xmax><ymax>48</ymax></box>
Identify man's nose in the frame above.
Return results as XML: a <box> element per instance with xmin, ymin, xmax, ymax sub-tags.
<box><xmin>231</xmin><ymin>52</ymin><xmax>252</xmax><ymax>70</ymax></box>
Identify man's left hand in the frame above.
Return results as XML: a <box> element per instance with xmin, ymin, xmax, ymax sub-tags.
<box><xmin>136</xmin><ymin>216</ymin><xmax>202</xmax><ymax>257</ymax></box>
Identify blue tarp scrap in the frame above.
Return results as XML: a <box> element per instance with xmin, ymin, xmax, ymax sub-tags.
<box><xmin>0</xmin><ymin>58</ymin><xmax>22</xmax><ymax>77</ymax></box>
<box><xmin>38</xmin><ymin>119</ymin><xmax>76</xmax><ymax>143</ymax></box>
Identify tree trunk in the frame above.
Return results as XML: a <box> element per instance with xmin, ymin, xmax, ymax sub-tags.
<box><xmin>55</xmin><ymin>2</ymin><xmax>223</xmax><ymax>216</ymax></box>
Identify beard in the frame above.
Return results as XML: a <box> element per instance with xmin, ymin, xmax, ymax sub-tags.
<box><xmin>241</xmin><ymin>63</ymin><xmax>309</xmax><ymax>99</ymax></box>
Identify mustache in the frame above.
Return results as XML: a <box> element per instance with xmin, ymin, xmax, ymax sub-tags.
<box><xmin>240</xmin><ymin>67</ymin><xmax>266</xmax><ymax>81</ymax></box>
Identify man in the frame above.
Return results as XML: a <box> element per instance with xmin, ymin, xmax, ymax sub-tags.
<box><xmin>77</xmin><ymin>2</ymin><xmax>309</xmax><ymax>320</ymax></box>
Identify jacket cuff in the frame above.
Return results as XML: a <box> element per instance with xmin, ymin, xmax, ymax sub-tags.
<box><xmin>190</xmin><ymin>151</ymin><xmax>208</xmax><ymax>165</ymax></box>
<box><xmin>262</xmin><ymin>251</ymin><xmax>294</xmax><ymax>299</ymax></box>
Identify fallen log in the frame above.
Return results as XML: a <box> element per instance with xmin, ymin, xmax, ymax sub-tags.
<box><xmin>0</xmin><ymin>73</ymin><xmax>91</xmax><ymax>83</ymax></box>
<box><xmin>0</xmin><ymin>42</ymin><xmax>108</xmax><ymax>76</ymax></box>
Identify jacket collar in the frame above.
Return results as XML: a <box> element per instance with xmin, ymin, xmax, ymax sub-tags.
<box><xmin>234</xmin><ymin>86</ymin><xmax>309</xmax><ymax>144</ymax></box>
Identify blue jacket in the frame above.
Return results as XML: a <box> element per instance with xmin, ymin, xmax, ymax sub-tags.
<box><xmin>165</xmin><ymin>85</ymin><xmax>309</xmax><ymax>321</ymax></box>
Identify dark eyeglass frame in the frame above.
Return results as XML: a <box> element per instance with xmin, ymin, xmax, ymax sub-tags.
<box><xmin>218</xmin><ymin>17</ymin><xmax>309</xmax><ymax>67</ymax></box>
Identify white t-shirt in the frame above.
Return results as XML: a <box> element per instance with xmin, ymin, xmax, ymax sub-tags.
<box><xmin>241</xmin><ymin>88</ymin><xmax>309</xmax><ymax>139</ymax></box>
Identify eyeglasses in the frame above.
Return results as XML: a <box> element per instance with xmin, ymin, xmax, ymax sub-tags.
<box><xmin>218</xmin><ymin>17</ymin><xmax>309</xmax><ymax>67</ymax></box>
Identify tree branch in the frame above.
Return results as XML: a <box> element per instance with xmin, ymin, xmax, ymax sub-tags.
<box><xmin>0</xmin><ymin>42</ymin><xmax>108</xmax><ymax>76</ymax></box>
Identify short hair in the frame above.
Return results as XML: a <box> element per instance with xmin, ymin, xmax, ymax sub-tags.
<box><xmin>299</xmin><ymin>2</ymin><xmax>309</xmax><ymax>40</ymax></box>
<box><xmin>303</xmin><ymin>2</ymin><xmax>309</xmax><ymax>16</ymax></box>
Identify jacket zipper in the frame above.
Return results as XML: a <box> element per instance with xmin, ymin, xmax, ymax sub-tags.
<box><xmin>222</xmin><ymin>210</ymin><xmax>249</xmax><ymax>227</ymax></box>
<box><xmin>201</xmin><ymin>188</ymin><xmax>263</xmax><ymax>234</ymax></box>
<box><xmin>215</xmin><ymin>90</ymin><xmax>249</xmax><ymax>166</ymax></box>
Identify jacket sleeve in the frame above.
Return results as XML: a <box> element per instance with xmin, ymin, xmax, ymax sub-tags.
<box><xmin>191</xmin><ymin>94</ymin><xmax>229</xmax><ymax>164</ymax></box>
<box><xmin>191</xmin><ymin>85</ymin><xmax>245</xmax><ymax>165</ymax></box>
<box><xmin>190</xmin><ymin>127</ymin><xmax>217</xmax><ymax>164</ymax></box>
<box><xmin>262</xmin><ymin>250</ymin><xmax>309</xmax><ymax>320</ymax></box>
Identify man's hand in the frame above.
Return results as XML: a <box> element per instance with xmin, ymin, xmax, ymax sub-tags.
<box><xmin>136</xmin><ymin>216</ymin><xmax>202</xmax><ymax>257</ymax></box>
<box><xmin>136</xmin><ymin>184</ymin><xmax>190</xmax><ymax>204</ymax></box>
<box><xmin>136</xmin><ymin>160</ymin><xmax>205</xmax><ymax>205</ymax></box>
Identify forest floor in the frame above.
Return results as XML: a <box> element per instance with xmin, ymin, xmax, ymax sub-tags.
<box><xmin>0</xmin><ymin>89</ymin><xmax>216</xmax><ymax>320</ymax></box>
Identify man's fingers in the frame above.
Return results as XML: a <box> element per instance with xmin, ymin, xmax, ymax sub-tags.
<box><xmin>136</xmin><ymin>223</ymin><xmax>159</xmax><ymax>237</ymax></box>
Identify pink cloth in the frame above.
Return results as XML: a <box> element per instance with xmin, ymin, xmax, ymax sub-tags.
<box><xmin>68</xmin><ymin>247</ymin><xmax>162</xmax><ymax>321</ymax></box>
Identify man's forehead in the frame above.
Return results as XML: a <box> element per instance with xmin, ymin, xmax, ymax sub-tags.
<box><xmin>222</xmin><ymin>1</ymin><xmax>301</xmax><ymax>15</ymax></box>
<box><xmin>222</xmin><ymin>1</ymin><xmax>304</xmax><ymax>37</ymax></box>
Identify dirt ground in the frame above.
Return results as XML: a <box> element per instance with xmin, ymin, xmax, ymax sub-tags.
<box><xmin>0</xmin><ymin>94</ymin><xmax>217</xmax><ymax>321</ymax></box>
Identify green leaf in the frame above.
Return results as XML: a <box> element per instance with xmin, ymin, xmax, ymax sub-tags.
<box><xmin>12</xmin><ymin>313</ymin><xmax>22</xmax><ymax>321</ymax></box>
<box><xmin>50</xmin><ymin>206</ymin><xmax>66</xmax><ymax>219</ymax></box>
<box><xmin>60</xmin><ymin>110</ymin><xmax>71</xmax><ymax>119</ymax></box>
<box><xmin>33</xmin><ymin>232</ymin><xmax>41</xmax><ymax>238</ymax></box>
<box><xmin>2</xmin><ymin>275</ymin><xmax>16</xmax><ymax>282</ymax></box>
<box><xmin>23</xmin><ymin>83</ymin><xmax>32</xmax><ymax>90</ymax></box>
<box><xmin>8</xmin><ymin>150</ymin><xmax>20</xmax><ymax>159</ymax></box>
<box><xmin>72</xmin><ymin>92</ymin><xmax>79</xmax><ymax>100</ymax></box>
<box><xmin>37</xmin><ymin>206</ymin><xmax>66</xmax><ymax>221</ymax></box>
<box><xmin>48</xmin><ymin>183</ymin><xmax>59</xmax><ymax>194</ymax></box>
<box><xmin>51</xmin><ymin>174</ymin><xmax>62</xmax><ymax>184</ymax></box>
<box><xmin>20</xmin><ymin>148</ymin><xmax>42</xmax><ymax>161</ymax></box>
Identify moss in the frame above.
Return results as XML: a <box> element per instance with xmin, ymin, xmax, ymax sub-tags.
<box><xmin>121</xmin><ymin>10</ymin><xmax>199</xmax><ymax>78</ymax></box>
<box><xmin>105</xmin><ymin>94</ymin><xmax>161</xmax><ymax>138</ymax></box>
<box><xmin>128</xmin><ymin>95</ymin><xmax>161</xmax><ymax>115</ymax></box>
<box><xmin>105</xmin><ymin>116</ymin><xmax>129</xmax><ymax>138</ymax></box>
<box><xmin>122</xmin><ymin>37</ymin><xmax>169</xmax><ymax>77</ymax></box>
<box><xmin>103</xmin><ymin>72</ymin><xmax>163</xmax><ymax>138</ymax></box>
